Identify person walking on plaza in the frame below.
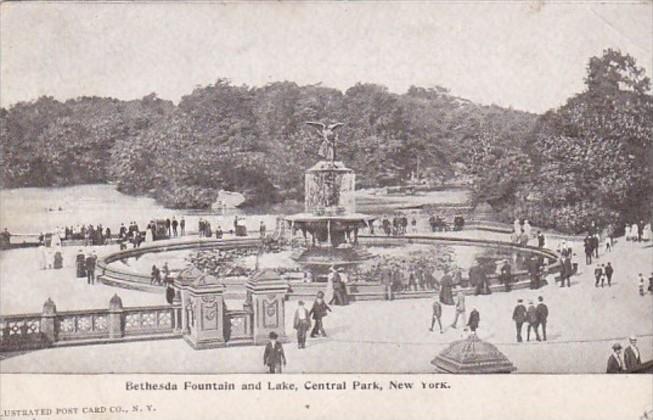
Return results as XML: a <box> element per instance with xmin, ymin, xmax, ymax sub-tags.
<box><xmin>165</xmin><ymin>218</ymin><xmax>171</xmax><ymax>237</ymax></box>
<box><xmin>594</xmin><ymin>264</ymin><xmax>603</xmax><ymax>287</ymax></box>
<box><xmin>536</xmin><ymin>296</ymin><xmax>548</xmax><ymax>341</ymax></box>
<box><xmin>604</xmin><ymin>262</ymin><xmax>614</xmax><ymax>287</ymax></box>
<box><xmin>512</xmin><ymin>299</ymin><xmax>527</xmax><ymax>342</ymax></box>
<box><xmin>293</xmin><ymin>301</ymin><xmax>311</xmax><ymax>349</ymax></box>
<box><xmin>309</xmin><ymin>291</ymin><xmax>331</xmax><ymax>338</ymax></box>
<box><xmin>591</xmin><ymin>233</ymin><xmax>600</xmax><ymax>259</ymax></box>
<box><xmin>584</xmin><ymin>235</ymin><xmax>593</xmax><ymax>265</ymax></box>
<box><xmin>429</xmin><ymin>298</ymin><xmax>443</xmax><ymax>333</ymax></box>
<box><xmin>263</xmin><ymin>332</ymin><xmax>286</xmax><ymax>374</ymax></box>
<box><xmin>172</xmin><ymin>217</ymin><xmax>178</xmax><ymax>237</ymax></box>
<box><xmin>180</xmin><ymin>217</ymin><xmax>185</xmax><ymax>236</ymax></box>
<box><xmin>259</xmin><ymin>221</ymin><xmax>266</xmax><ymax>239</ymax></box>
<box><xmin>537</xmin><ymin>230</ymin><xmax>545</xmax><ymax>248</ymax></box>
<box><xmin>606</xmin><ymin>343</ymin><xmax>625</xmax><ymax>373</ymax></box>
<box><xmin>561</xmin><ymin>256</ymin><xmax>573</xmax><ymax>288</ymax></box>
<box><xmin>526</xmin><ymin>300</ymin><xmax>540</xmax><ymax>341</ymax></box>
<box><xmin>85</xmin><ymin>251</ymin><xmax>97</xmax><ymax>285</ymax></box>
<box><xmin>604</xmin><ymin>236</ymin><xmax>612</xmax><ymax>253</ymax></box>
<box><xmin>450</xmin><ymin>289</ymin><xmax>466</xmax><ymax>329</ymax></box>
<box><xmin>624</xmin><ymin>336</ymin><xmax>641</xmax><ymax>371</ymax></box>
<box><xmin>75</xmin><ymin>249</ymin><xmax>86</xmax><ymax>278</ymax></box>
<box><xmin>467</xmin><ymin>308</ymin><xmax>480</xmax><ymax>334</ymax></box>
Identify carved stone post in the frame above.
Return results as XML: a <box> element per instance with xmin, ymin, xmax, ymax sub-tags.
<box><xmin>108</xmin><ymin>294</ymin><xmax>124</xmax><ymax>339</ymax></box>
<box><xmin>178</xmin><ymin>271</ymin><xmax>226</xmax><ymax>349</ymax></box>
<box><xmin>40</xmin><ymin>298</ymin><xmax>57</xmax><ymax>344</ymax></box>
<box><xmin>245</xmin><ymin>269</ymin><xmax>289</xmax><ymax>344</ymax></box>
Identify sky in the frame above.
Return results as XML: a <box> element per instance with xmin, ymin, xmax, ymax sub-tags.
<box><xmin>1</xmin><ymin>1</ymin><xmax>651</xmax><ymax>113</ymax></box>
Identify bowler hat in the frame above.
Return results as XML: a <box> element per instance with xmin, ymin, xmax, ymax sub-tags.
<box><xmin>612</xmin><ymin>343</ymin><xmax>622</xmax><ymax>351</ymax></box>
<box><xmin>269</xmin><ymin>332</ymin><xmax>278</xmax><ymax>339</ymax></box>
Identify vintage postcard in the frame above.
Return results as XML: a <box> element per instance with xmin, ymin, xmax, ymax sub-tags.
<box><xmin>1</xmin><ymin>1</ymin><xmax>652</xmax><ymax>419</ymax></box>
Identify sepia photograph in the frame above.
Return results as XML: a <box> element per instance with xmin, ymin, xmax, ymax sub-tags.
<box><xmin>0</xmin><ymin>2</ymin><xmax>652</xmax><ymax>411</ymax></box>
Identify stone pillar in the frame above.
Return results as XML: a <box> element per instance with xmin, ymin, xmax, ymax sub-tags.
<box><xmin>108</xmin><ymin>294</ymin><xmax>124</xmax><ymax>339</ymax></box>
<box><xmin>178</xmin><ymin>273</ymin><xmax>226</xmax><ymax>349</ymax></box>
<box><xmin>40</xmin><ymin>298</ymin><xmax>57</xmax><ymax>344</ymax></box>
<box><xmin>245</xmin><ymin>269</ymin><xmax>289</xmax><ymax>344</ymax></box>
<box><xmin>172</xmin><ymin>290</ymin><xmax>182</xmax><ymax>332</ymax></box>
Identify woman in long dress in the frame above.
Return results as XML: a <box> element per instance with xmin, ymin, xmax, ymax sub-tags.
<box><xmin>632</xmin><ymin>223</ymin><xmax>640</xmax><ymax>241</ymax></box>
<box><xmin>643</xmin><ymin>224</ymin><xmax>651</xmax><ymax>241</ymax></box>
<box><xmin>625</xmin><ymin>224</ymin><xmax>632</xmax><ymax>241</ymax></box>
<box><xmin>324</xmin><ymin>266</ymin><xmax>336</xmax><ymax>304</ymax></box>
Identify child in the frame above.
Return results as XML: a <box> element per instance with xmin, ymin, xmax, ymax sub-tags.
<box><xmin>263</xmin><ymin>332</ymin><xmax>286</xmax><ymax>373</ymax></box>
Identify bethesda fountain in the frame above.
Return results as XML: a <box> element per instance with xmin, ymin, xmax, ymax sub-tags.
<box><xmin>284</xmin><ymin>121</ymin><xmax>376</xmax><ymax>279</ymax></box>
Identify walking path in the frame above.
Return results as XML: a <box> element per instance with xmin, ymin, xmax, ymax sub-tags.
<box><xmin>1</xmin><ymin>235</ymin><xmax>650</xmax><ymax>373</ymax></box>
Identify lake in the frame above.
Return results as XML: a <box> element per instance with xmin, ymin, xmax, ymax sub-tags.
<box><xmin>0</xmin><ymin>184</ymin><xmax>471</xmax><ymax>234</ymax></box>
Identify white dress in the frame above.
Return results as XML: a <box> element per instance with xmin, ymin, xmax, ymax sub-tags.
<box><xmin>513</xmin><ymin>219</ymin><xmax>521</xmax><ymax>234</ymax></box>
<box><xmin>523</xmin><ymin>221</ymin><xmax>532</xmax><ymax>237</ymax></box>
<box><xmin>324</xmin><ymin>272</ymin><xmax>335</xmax><ymax>303</ymax></box>
<box><xmin>643</xmin><ymin>224</ymin><xmax>651</xmax><ymax>241</ymax></box>
<box><xmin>632</xmin><ymin>224</ymin><xmax>640</xmax><ymax>240</ymax></box>
<box><xmin>625</xmin><ymin>225</ymin><xmax>632</xmax><ymax>240</ymax></box>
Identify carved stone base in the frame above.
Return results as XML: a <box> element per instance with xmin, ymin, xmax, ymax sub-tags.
<box><xmin>183</xmin><ymin>334</ymin><xmax>226</xmax><ymax>350</ymax></box>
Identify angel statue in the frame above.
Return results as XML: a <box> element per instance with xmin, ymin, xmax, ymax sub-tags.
<box><xmin>305</xmin><ymin>121</ymin><xmax>344</xmax><ymax>162</ymax></box>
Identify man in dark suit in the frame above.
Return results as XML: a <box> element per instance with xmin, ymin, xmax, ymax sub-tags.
<box><xmin>562</xmin><ymin>256</ymin><xmax>573</xmax><ymax>287</ymax></box>
<box><xmin>526</xmin><ymin>301</ymin><xmax>540</xmax><ymax>341</ymax></box>
<box><xmin>537</xmin><ymin>231</ymin><xmax>545</xmax><ymax>248</ymax></box>
<box><xmin>512</xmin><ymin>299</ymin><xmax>527</xmax><ymax>343</ymax></box>
<box><xmin>263</xmin><ymin>332</ymin><xmax>286</xmax><ymax>373</ymax></box>
<box><xmin>536</xmin><ymin>296</ymin><xmax>549</xmax><ymax>341</ymax></box>
<box><xmin>606</xmin><ymin>343</ymin><xmax>625</xmax><ymax>373</ymax></box>
<box><xmin>624</xmin><ymin>336</ymin><xmax>641</xmax><ymax>371</ymax></box>
<box><xmin>85</xmin><ymin>252</ymin><xmax>97</xmax><ymax>285</ymax></box>
<box><xmin>429</xmin><ymin>298</ymin><xmax>443</xmax><ymax>333</ymax></box>
<box><xmin>584</xmin><ymin>236</ymin><xmax>593</xmax><ymax>265</ymax></box>
<box><xmin>309</xmin><ymin>291</ymin><xmax>331</xmax><ymax>337</ymax></box>
<box><xmin>594</xmin><ymin>264</ymin><xmax>603</xmax><ymax>287</ymax></box>
<box><xmin>467</xmin><ymin>308</ymin><xmax>480</xmax><ymax>334</ymax></box>
<box><xmin>604</xmin><ymin>262</ymin><xmax>614</xmax><ymax>287</ymax></box>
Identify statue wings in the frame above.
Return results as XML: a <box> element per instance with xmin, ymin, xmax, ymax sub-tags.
<box><xmin>305</xmin><ymin>121</ymin><xmax>344</xmax><ymax>133</ymax></box>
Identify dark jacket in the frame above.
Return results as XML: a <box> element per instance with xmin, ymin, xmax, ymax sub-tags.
<box><xmin>263</xmin><ymin>341</ymin><xmax>286</xmax><ymax>366</ymax></box>
<box><xmin>624</xmin><ymin>346</ymin><xmax>641</xmax><ymax>371</ymax></box>
<box><xmin>512</xmin><ymin>304</ymin><xmax>526</xmax><ymax>323</ymax></box>
<box><xmin>526</xmin><ymin>305</ymin><xmax>538</xmax><ymax>324</ymax></box>
<box><xmin>604</xmin><ymin>265</ymin><xmax>614</xmax><ymax>278</ymax></box>
<box><xmin>606</xmin><ymin>354</ymin><xmax>624</xmax><ymax>373</ymax></box>
<box><xmin>432</xmin><ymin>301</ymin><xmax>442</xmax><ymax>318</ymax></box>
<box><xmin>467</xmin><ymin>310</ymin><xmax>480</xmax><ymax>330</ymax></box>
<box><xmin>536</xmin><ymin>303</ymin><xmax>549</xmax><ymax>323</ymax></box>
<box><xmin>309</xmin><ymin>300</ymin><xmax>331</xmax><ymax>320</ymax></box>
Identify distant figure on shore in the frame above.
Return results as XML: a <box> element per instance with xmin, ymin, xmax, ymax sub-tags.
<box><xmin>606</xmin><ymin>343</ymin><xmax>624</xmax><ymax>373</ymax></box>
<box><xmin>85</xmin><ymin>251</ymin><xmax>97</xmax><ymax>285</ymax></box>
<box><xmin>263</xmin><ymin>332</ymin><xmax>286</xmax><ymax>374</ymax></box>
<box><xmin>180</xmin><ymin>217</ymin><xmax>186</xmax><ymax>236</ymax></box>
<box><xmin>172</xmin><ymin>217</ymin><xmax>178</xmax><ymax>237</ymax></box>
<box><xmin>537</xmin><ymin>230</ymin><xmax>545</xmax><ymax>248</ymax></box>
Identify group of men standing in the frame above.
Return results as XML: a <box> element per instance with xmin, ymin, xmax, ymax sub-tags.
<box><xmin>75</xmin><ymin>249</ymin><xmax>97</xmax><ymax>285</ymax></box>
<box><xmin>606</xmin><ymin>336</ymin><xmax>642</xmax><ymax>373</ymax></box>
<box><xmin>512</xmin><ymin>297</ymin><xmax>549</xmax><ymax>342</ymax></box>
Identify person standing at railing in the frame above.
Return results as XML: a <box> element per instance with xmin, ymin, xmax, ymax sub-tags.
<box><xmin>85</xmin><ymin>251</ymin><xmax>97</xmax><ymax>285</ymax></box>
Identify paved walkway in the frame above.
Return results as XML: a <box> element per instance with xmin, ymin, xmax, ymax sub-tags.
<box><xmin>2</xmin><ymin>236</ymin><xmax>651</xmax><ymax>373</ymax></box>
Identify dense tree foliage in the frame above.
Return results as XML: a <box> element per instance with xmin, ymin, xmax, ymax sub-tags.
<box><xmin>2</xmin><ymin>49</ymin><xmax>648</xmax><ymax>232</ymax></box>
<box><xmin>468</xmin><ymin>49</ymin><xmax>653</xmax><ymax>232</ymax></box>
<box><xmin>1</xmin><ymin>79</ymin><xmax>535</xmax><ymax>209</ymax></box>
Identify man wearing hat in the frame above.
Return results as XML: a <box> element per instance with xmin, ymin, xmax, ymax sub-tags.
<box><xmin>536</xmin><ymin>296</ymin><xmax>549</xmax><ymax>341</ymax></box>
<box><xmin>309</xmin><ymin>291</ymin><xmax>331</xmax><ymax>338</ymax></box>
<box><xmin>624</xmin><ymin>336</ymin><xmax>641</xmax><ymax>371</ymax></box>
<box><xmin>263</xmin><ymin>332</ymin><xmax>286</xmax><ymax>374</ymax></box>
<box><xmin>526</xmin><ymin>300</ymin><xmax>540</xmax><ymax>341</ymax></box>
<box><xmin>512</xmin><ymin>299</ymin><xmax>527</xmax><ymax>342</ymax></box>
<box><xmin>293</xmin><ymin>301</ymin><xmax>311</xmax><ymax>349</ymax></box>
<box><xmin>606</xmin><ymin>343</ymin><xmax>625</xmax><ymax>373</ymax></box>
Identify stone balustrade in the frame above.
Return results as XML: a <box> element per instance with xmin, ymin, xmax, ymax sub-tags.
<box><xmin>0</xmin><ymin>295</ymin><xmax>183</xmax><ymax>352</ymax></box>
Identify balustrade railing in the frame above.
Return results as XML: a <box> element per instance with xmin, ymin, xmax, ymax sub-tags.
<box><xmin>0</xmin><ymin>297</ymin><xmax>182</xmax><ymax>352</ymax></box>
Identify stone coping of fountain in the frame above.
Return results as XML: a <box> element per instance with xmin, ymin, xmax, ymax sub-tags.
<box><xmin>95</xmin><ymin>230</ymin><xmax>563</xmax><ymax>296</ymax></box>
<box><xmin>285</xmin><ymin>212</ymin><xmax>375</xmax><ymax>222</ymax></box>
